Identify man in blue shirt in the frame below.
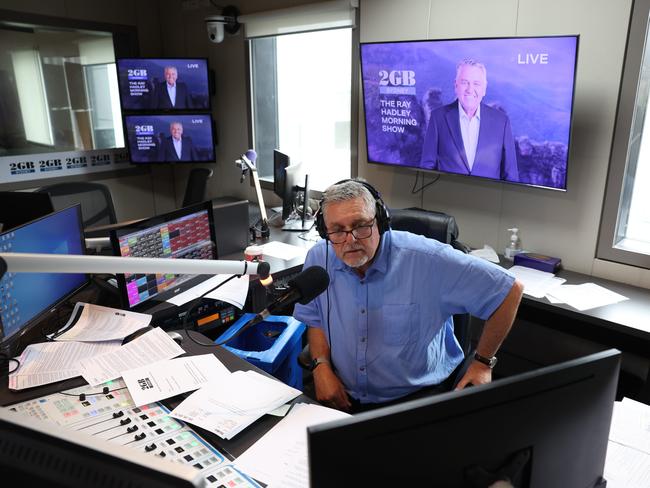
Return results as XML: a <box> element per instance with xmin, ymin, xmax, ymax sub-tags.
<box><xmin>293</xmin><ymin>179</ymin><xmax>523</xmax><ymax>412</ymax></box>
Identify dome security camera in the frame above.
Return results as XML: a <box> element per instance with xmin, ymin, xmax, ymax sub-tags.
<box><xmin>205</xmin><ymin>6</ymin><xmax>240</xmax><ymax>44</ymax></box>
<box><xmin>206</xmin><ymin>16</ymin><xmax>226</xmax><ymax>44</ymax></box>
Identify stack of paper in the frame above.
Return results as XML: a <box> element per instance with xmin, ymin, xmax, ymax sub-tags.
<box><xmin>605</xmin><ymin>398</ymin><xmax>650</xmax><ymax>487</ymax></box>
<box><xmin>234</xmin><ymin>403</ymin><xmax>351</xmax><ymax>487</ymax></box>
<box><xmin>546</xmin><ymin>283</ymin><xmax>628</xmax><ymax>311</ymax></box>
<box><xmin>507</xmin><ymin>265</ymin><xmax>565</xmax><ymax>298</ymax></box>
<box><xmin>170</xmin><ymin>370</ymin><xmax>301</xmax><ymax>440</ymax></box>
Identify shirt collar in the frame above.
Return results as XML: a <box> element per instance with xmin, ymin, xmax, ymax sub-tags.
<box><xmin>459</xmin><ymin>102</ymin><xmax>481</xmax><ymax>122</ymax></box>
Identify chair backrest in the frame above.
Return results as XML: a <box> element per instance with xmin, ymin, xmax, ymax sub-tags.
<box><xmin>389</xmin><ymin>207</ymin><xmax>471</xmax><ymax>356</ymax></box>
<box><xmin>35</xmin><ymin>181</ymin><xmax>117</xmax><ymax>229</ymax></box>
<box><xmin>182</xmin><ymin>168</ymin><xmax>213</xmax><ymax>208</ymax></box>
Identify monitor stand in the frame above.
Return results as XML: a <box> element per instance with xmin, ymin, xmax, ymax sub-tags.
<box><xmin>282</xmin><ymin>216</ymin><xmax>314</xmax><ymax>232</ymax></box>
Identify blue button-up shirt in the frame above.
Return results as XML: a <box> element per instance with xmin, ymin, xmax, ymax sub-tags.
<box><xmin>293</xmin><ymin>230</ymin><xmax>515</xmax><ymax>403</ymax></box>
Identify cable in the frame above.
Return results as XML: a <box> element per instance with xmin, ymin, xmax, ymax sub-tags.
<box><xmin>180</xmin><ymin>273</ymin><xmax>243</xmax><ymax>347</ymax></box>
<box><xmin>0</xmin><ymin>354</ymin><xmax>20</xmax><ymax>376</ymax></box>
<box><xmin>411</xmin><ymin>171</ymin><xmax>440</xmax><ymax>194</ymax></box>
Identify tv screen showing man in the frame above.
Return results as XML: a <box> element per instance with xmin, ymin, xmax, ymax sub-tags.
<box><xmin>124</xmin><ymin>114</ymin><xmax>215</xmax><ymax>163</ymax></box>
<box><xmin>116</xmin><ymin>58</ymin><xmax>210</xmax><ymax>111</ymax></box>
<box><xmin>359</xmin><ymin>36</ymin><xmax>578</xmax><ymax>190</ymax></box>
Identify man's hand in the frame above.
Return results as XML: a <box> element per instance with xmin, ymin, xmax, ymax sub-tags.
<box><xmin>454</xmin><ymin>361</ymin><xmax>492</xmax><ymax>390</ymax></box>
<box><xmin>313</xmin><ymin>364</ymin><xmax>352</xmax><ymax>411</ymax></box>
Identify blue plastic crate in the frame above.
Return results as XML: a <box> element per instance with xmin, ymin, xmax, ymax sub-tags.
<box><xmin>215</xmin><ymin>314</ymin><xmax>306</xmax><ymax>390</ymax></box>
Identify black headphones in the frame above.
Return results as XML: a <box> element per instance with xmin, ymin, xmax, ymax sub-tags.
<box><xmin>314</xmin><ymin>179</ymin><xmax>391</xmax><ymax>239</ymax></box>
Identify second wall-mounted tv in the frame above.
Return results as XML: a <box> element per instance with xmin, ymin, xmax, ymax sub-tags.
<box><xmin>124</xmin><ymin>114</ymin><xmax>215</xmax><ymax>163</ymax></box>
<box><xmin>360</xmin><ymin>36</ymin><xmax>579</xmax><ymax>190</ymax></box>
<box><xmin>116</xmin><ymin>58</ymin><xmax>211</xmax><ymax>111</ymax></box>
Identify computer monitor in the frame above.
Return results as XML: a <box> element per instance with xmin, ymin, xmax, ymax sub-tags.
<box><xmin>308</xmin><ymin>349</ymin><xmax>621</xmax><ymax>488</ymax></box>
<box><xmin>0</xmin><ymin>205</ymin><xmax>88</xmax><ymax>357</ymax></box>
<box><xmin>109</xmin><ymin>201</ymin><xmax>217</xmax><ymax>310</ymax></box>
<box><xmin>273</xmin><ymin>149</ymin><xmax>292</xmax><ymax>221</ymax></box>
<box><xmin>282</xmin><ymin>163</ymin><xmax>313</xmax><ymax>232</ymax></box>
<box><xmin>0</xmin><ymin>408</ymin><xmax>201</xmax><ymax>486</ymax></box>
<box><xmin>0</xmin><ymin>191</ymin><xmax>54</xmax><ymax>232</ymax></box>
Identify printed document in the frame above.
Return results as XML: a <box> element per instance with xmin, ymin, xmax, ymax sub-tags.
<box><xmin>8</xmin><ymin>340</ymin><xmax>122</xmax><ymax>390</ymax></box>
<box><xmin>234</xmin><ymin>402</ymin><xmax>351</xmax><ymax>488</ymax></box>
<box><xmin>166</xmin><ymin>274</ymin><xmax>249</xmax><ymax>309</ymax></box>
<box><xmin>54</xmin><ymin>302</ymin><xmax>152</xmax><ymax>342</ymax></box>
<box><xmin>122</xmin><ymin>354</ymin><xmax>231</xmax><ymax>407</ymax></box>
<box><xmin>170</xmin><ymin>370</ymin><xmax>301</xmax><ymax>440</ymax></box>
<box><xmin>77</xmin><ymin>326</ymin><xmax>185</xmax><ymax>386</ymax></box>
<box><xmin>259</xmin><ymin>241</ymin><xmax>308</xmax><ymax>261</ymax></box>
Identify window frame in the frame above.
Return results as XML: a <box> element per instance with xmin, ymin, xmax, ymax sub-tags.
<box><xmin>597</xmin><ymin>0</ymin><xmax>650</xmax><ymax>268</ymax></box>
<box><xmin>247</xmin><ymin>21</ymin><xmax>360</xmax><ymax>193</ymax></box>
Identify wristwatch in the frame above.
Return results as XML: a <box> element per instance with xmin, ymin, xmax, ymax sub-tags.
<box><xmin>309</xmin><ymin>357</ymin><xmax>330</xmax><ymax>371</ymax></box>
<box><xmin>474</xmin><ymin>352</ymin><xmax>498</xmax><ymax>369</ymax></box>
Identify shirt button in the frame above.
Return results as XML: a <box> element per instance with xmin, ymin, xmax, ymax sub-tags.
<box><xmin>360</xmin><ymin>366</ymin><xmax>365</xmax><ymax>372</ymax></box>
<box><xmin>360</xmin><ymin>337</ymin><xmax>366</xmax><ymax>342</ymax></box>
<box><xmin>361</xmin><ymin>309</ymin><xmax>366</xmax><ymax>314</ymax></box>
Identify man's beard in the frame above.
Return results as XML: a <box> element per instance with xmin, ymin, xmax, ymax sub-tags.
<box><xmin>343</xmin><ymin>246</ymin><xmax>369</xmax><ymax>268</ymax></box>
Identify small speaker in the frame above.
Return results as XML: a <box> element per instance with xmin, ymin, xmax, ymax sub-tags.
<box><xmin>212</xmin><ymin>197</ymin><xmax>250</xmax><ymax>257</ymax></box>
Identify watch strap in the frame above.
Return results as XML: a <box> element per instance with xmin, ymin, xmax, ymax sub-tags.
<box><xmin>474</xmin><ymin>352</ymin><xmax>497</xmax><ymax>368</ymax></box>
<box><xmin>310</xmin><ymin>356</ymin><xmax>330</xmax><ymax>371</ymax></box>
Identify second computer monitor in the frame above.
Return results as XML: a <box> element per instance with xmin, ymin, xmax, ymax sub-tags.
<box><xmin>273</xmin><ymin>150</ymin><xmax>292</xmax><ymax>221</ymax></box>
<box><xmin>109</xmin><ymin>202</ymin><xmax>217</xmax><ymax>310</ymax></box>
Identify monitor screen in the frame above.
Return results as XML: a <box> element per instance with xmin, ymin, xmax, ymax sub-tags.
<box><xmin>116</xmin><ymin>58</ymin><xmax>211</xmax><ymax>111</ymax></box>
<box><xmin>110</xmin><ymin>202</ymin><xmax>217</xmax><ymax>310</ymax></box>
<box><xmin>282</xmin><ymin>164</ymin><xmax>313</xmax><ymax>231</ymax></box>
<box><xmin>360</xmin><ymin>35</ymin><xmax>579</xmax><ymax>190</ymax></box>
<box><xmin>124</xmin><ymin>114</ymin><xmax>215</xmax><ymax>163</ymax></box>
<box><xmin>0</xmin><ymin>191</ymin><xmax>54</xmax><ymax>232</ymax></box>
<box><xmin>273</xmin><ymin>150</ymin><xmax>291</xmax><ymax>220</ymax></box>
<box><xmin>308</xmin><ymin>349</ymin><xmax>620</xmax><ymax>487</ymax></box>
<box><xmin>0</xmin><ymin>205</ymin><xmax>88</xmax><ymax>355</ymax></box>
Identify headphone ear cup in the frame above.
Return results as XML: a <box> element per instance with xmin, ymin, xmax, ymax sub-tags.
<box><xmin>315</xmin><ymin>207</ymin><xmax>327</xmax><ymax>239</ymax></box>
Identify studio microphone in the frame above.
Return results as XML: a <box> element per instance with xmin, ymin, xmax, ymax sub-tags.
<box><xmin>215</xmin><ymin>265</ymin><xmax>330</xmax><ymax>346</ymax></box>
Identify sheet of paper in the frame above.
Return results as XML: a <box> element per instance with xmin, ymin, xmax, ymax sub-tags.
<box><xmin>259</xmin><ymin>241</ymin><xmax>308</xmax><ymax>261</ymax></box>
<box><xmin>170</xmin><ymin>370</ymin><xmax>300</xmax><ymax>440</ymax></box>
<box><xmin>54</xmin><ymin>302</ymin><xmax>152</xmax><ymax>342</ymax></box>
<box><xmin>469</xmin><ymin>245</ymin><xmax>499</xmax><ymax>263</ymax></box>
<box><xmin>122</xmin><ymin>354</ymin><xmax>231</xmax><ymax>407</ymax></box>
<box><xmin>604</xmin><ymin>441</ymin><xmax>650</xmax><ymax>488</ymax></box>
<box><xmin>204</xmin><ymin>274</ymin><xmax>249</xmax><ymax>309</ymax></box>
<box><xmin>166</xmin><ymin>274</ymin><xmax>249</xmax><ymax>308</ymax></box>
<box><xmin>8</xmin><ymin>340</ymin><xmax>122</xmax><ymax>390</ymax></box>
<box><xmin>609</xmin><ymin>398</ymin><xmax>650</xmax><ymax>454</ymax></box>
<box><xmin>507</xmin><ymin>265</ymin><xmax>565</xmax><ymax>298</ymax></box>
<box><xmin>546</xmin><ymin>283</ymin><xmax>629</xmax><ymax>312</ymax></box>
<box><xmin>234</xmin><ymin>402</ymin><xmax>351</xmax><ymax>488</ymax></box>
<box><xmin>77</xmin><ymin>327</ymin><xmax>185</xmax><ymax>386</ymax></box>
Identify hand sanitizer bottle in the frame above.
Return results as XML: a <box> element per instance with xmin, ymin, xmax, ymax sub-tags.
<box><xmin>504</xmin><ymin>228</ymin><xmax>522</xmax><ymax>260</ymax></box>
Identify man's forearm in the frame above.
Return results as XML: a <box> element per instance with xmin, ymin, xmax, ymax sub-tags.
<box><xmin>308</xmin><ymin>326</ymin><xmax>331</xmax><ymax>360</ymax></box>
<box><xmin>475</xmin><ymin>279</ymin><xmax>524</xmax><ymax>357</ymax></box>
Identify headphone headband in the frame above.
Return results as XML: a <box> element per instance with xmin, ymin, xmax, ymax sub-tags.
<box><xmin>314</xmin><ymin>179</ymin><xmax>390</xmax><ymax>239</ymax></box>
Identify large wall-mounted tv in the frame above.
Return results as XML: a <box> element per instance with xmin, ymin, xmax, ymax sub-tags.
<box><xmin>124</xmin><ymin>114</ymin><xmax>215</xmax><ymax>163</ymax></box>
<box><xmin>116</xmin><ymin>58</ymin><xmax>211</xmax><ymax>111</ymax></box>
<box><xmin>360</xmin><ymin>36</ymin><xmax>579</xmax><ymax>191</ymax></box>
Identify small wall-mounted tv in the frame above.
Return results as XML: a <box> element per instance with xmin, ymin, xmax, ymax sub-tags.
<box><xmin>116</xmin><ymin>58</ymin><xmax>211</xmax><ymax>111</ymax></box>
<box><xmin>360</xmin><ymin>36</ymin><xmax>579</xmax><ymax>191</ymax></box>
<box><xmin>124</xmin><ymin>114</ymin><xmax>215</xmax><ymax>163</ymax></box>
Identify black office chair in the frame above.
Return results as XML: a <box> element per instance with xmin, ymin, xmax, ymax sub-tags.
<box><xmin>182</xmin><ymin>168</ymin><xmax>213</xmax><ymax>208</ymax></box>
<box><xmin>35</xmin><ymin>181</ymin><xmax>117</xmax><ymax>229</ymax></box>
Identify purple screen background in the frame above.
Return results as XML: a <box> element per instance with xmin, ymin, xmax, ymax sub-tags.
<box><xmin>125</xmin><ymin>114</ymin><xmax>215</xmax><ymax>163</ymax></box>
<box><xmin>361</xmin><ymin>36</ymin><xmax>578</xmax><ymax>190</ymax></box>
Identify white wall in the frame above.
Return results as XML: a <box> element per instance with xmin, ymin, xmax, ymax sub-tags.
<box><xmin>359</xmin><ymin>0</ymin><xmax>649</xmax><ymax>286</ymax></box>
